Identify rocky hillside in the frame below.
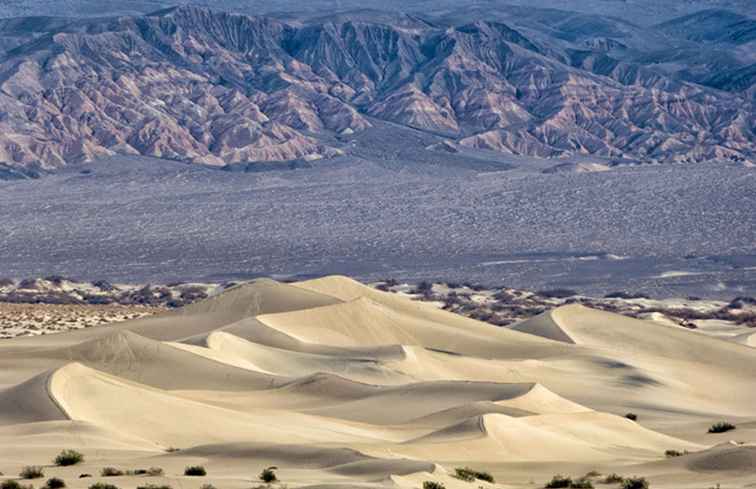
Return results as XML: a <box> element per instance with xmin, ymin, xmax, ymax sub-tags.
<box><xmin>0</xmin><ymin>6</ymin><xmax>753</xmax><ymax>172</ymax></box>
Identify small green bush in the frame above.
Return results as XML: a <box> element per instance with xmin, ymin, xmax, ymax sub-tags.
<box><xmin>45</xmin><ymin>478</ymin><xmax>66</xmax><ymax>489</ymax></box>
<box><xmin>100</xmin><ymin>468</ymin><xmax>124</xmax><ymax>477</ymax></box>
<box><xmin>88</xmin><ymin>483</ymin><xmax>119</xmax><ymax>489</ymax></box>
<box><xmin>183</xmin><ymin>466</ymin><xmax>206</xmax><ymax>477</ymax></box>
<box><xmin>625</xmin><ymin>413</ymin><xmax>637</xmax><ymax>421</ymax></box>
<box><xmin>545</xmin><ymin>475</ymin><xmax>572</xmax><ymax>488</ymax></box>
<box><xmin>258</xmin><ymin>467</ymin><xmax>277</xmax><ymax>483</ymax></box>
<box><xmin>708</xmin><ymin>422</ymin><xmax>735</xmax><ymax>433</ymax></box>
<box><xmin>423</xmin><ymin>482</ymin><xmax>445</xmax><ymax>489</ymax></box>
<box><xmin>54</xmin><ymin>450</ymin><xmax>84</xmax><ymax>466</ymax></box>
<box><xmin>146</xmin><ymin>468</ymin><xmax>164</xmax><ymax>477</ymax></box>
<box><xmin>454</xmin><ymin>468</ymin><xmax>494</xmax><ymax>483</ymax></box>
<box><xmin>621</xmin><ymin>477</ymin><xmax>649</xmax><ymax>489</ymax></box>
<box><xmin>603</xmin><ymin>474</ymin><xmax>624</xmax><ymax>484</ymax></box>
<box><xmin>20</xmin><ymin>467</ymin><xmax>45</xmax><ymax>479</ymax></box>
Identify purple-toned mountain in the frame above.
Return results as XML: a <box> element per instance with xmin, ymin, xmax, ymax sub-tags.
<box><xmin>0</xmin><ymin>6</ymin><xmax>752</xmax><ymax>172</ymax></box>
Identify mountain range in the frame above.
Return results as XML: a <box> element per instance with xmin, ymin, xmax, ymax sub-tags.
<box><xmin>0</xmin><ymin>3</ymin><xmax>753</xmax><ymax>173</ymax></box>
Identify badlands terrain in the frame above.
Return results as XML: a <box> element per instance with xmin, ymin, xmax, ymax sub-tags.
<box><xmin>0</xmin><ymin>3</ymin><xmax>753</xmax><ymax>172</ymax></box>
<box><xmin>0</xmin><ymin>275</ymin><xmax>755</xmax><ymax>489</ymax></box>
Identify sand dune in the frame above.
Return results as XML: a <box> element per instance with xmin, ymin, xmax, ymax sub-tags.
<box><xmin>0</xmin><ymin>276</ymin><xmax>754</xmax><ymax>489</ymax></box>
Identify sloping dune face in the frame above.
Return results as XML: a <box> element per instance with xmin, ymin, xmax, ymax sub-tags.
<box><xmin>0</xmin><ymin>276</ymin><xmax>755</xmax><ymax>489</ymax></box>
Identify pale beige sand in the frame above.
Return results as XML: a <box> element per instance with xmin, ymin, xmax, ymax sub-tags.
<box><xmin>0</xmin><ymin>276</ymin><xmax>754</xmax><ymax>489</ymax></box>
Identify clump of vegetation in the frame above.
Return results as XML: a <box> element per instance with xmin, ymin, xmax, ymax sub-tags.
<box><xmin>199</xmin><ymin>485</ymin><xmax>217</xmax><ymax>489</ymax></box>
<box><xmin>183</xmin><ymin>466</ymin><xmax>206</xmax><ymax>477</ymax></box>
<box><xmin>20</xmin><ymin>467</ymin><xmax>45</xmax><ymax>479</ymax></box>
<box><xmin>45</xmin><ymin>478</ymin><xmax>66</xmax><ymax>489</ymax></box>
<box><xmin>583</xmin><ymin>471</ymin><xmax>600</xmax><ymax>479</ymax></box>
<box><xmin>545</xmin><ymin>475</ymin><xmax>572</xmax><ymax>488</ymax></box>
<box><xmin>603</xmin><ymin>474</ymin><xmax>624</xmax><ymax>484</ymax></box>
<box><xmin>54</xmin><ymin>450</ymin><xmax>84</xmax><ymax>467</ymax></box>
<box><xmin>100</xmin><ymin>468</ymin><xmax>124</xmax><ymax>477</ymax></box>
<box><xmin>2</xmin><ymin>480</ymin><xmax>34</xmax><ymax>489</ymax></box>
<box><xmin>423</xmin><ymin>482</ymin><xmax>445</xmax><ymax>489</ymax></box>
<box><xmin>136</xmin><ymin>485</ymin><xmax>172</xmax><ymax>489</ymax></box>
<box><xmin>708</xmin><ymin>422</ymin><xmax>736</xmax><ymax>433</ymax></box>
<box><xmin>88</xmin><ymin>483</ymin><xmax>119</xmax><ymax>489</ymax></box>
<box><xmin>78</xmin><ymin>475</ymin><xmax>92</xmax><ymax>479</ymax></box>
<box><xmin>570</xmin><ymin>479</ymin><xmax>593</xmax><ymax>489</ymax></box>
<box><xmin>664</xmin><ymin>449</ymin><xmax>687</xmax><ymax>458</ymax></box>
<box><xmin>454</xmin><ymin>467</ymin><xmax>495</xmax><ymax>483</ymax></box>
<box><xmin>145</xmin><ymin>468</ymin><xmax>164</xmax><ymax>477</ymax></box>
<box><xmin>625</xmin><ymin>413</ymin><xmax>637</xmax><ymax>421</ymax></box>
<box><xmin>258</xmin><ymin>467</ymin><xmax>278</xmax><ymax>484</ymax></box>
<box><xmin>621</xmin><ymin>477</ymin><xmax>649</xmax><ymax>489</ymax></box>
<box><xmin>165</xmin><ymin>447</ymin><xmax>180</xmax><ymax>453</ymax></box>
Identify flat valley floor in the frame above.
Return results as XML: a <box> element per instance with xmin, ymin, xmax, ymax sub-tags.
<box><xmin>0</xmin><ymin>155</ymin><xmax>754</xmax><ymax>298</ymax></box>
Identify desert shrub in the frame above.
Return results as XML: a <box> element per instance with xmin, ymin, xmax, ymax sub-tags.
<box><xmin>145</xmin><ymin>468</ymin><xmax>164</xmax><ymax>477</ymax></box>
<box><xmin>454</xmin><ymin>468</ymin><xmax>494</xmax><ymax>483</ymax></box>
<box><xmin>423</xmin><ymin>482</ymin><xmax>445</xmax><ymax>489</ymax></box>
<box><xmin>20</xmin><ymin>467</ymin><xmax>45</xmax><ymax>479</ymax></box>
<box><xmin>100</xmin><ymin>468</ymin><xmax>124</xmax><ymax>477</ymax></box>
<box><xmin>78</xmin><ymin>475</ymin><xmax>92</xmax><ymax>479</ymax></box>
<box><xmin>664</xmin><ymin>449</ymin><xmax>686</xmax><ymax>458</ymax></box>
<box><xmin>199</xmin><ymin>485</ymin><xmax>217</xmax><ymax>489</ymax></box>
<box><xmin>88</xmin><ymin>484</ymin><xmax>119</xmax><ymax>489</ymax></box>
<box><xmin>603</xmin><ymin>474</ymin><xmax>624</xmax><ymax>484</ymax></box>
<box><xmin>136</xmin><ymin>485</ymin><xmax>172</xmax><ymax>489</ymax></box>
<box><xmin>583</xmin><ymin>471</ymin><xmax>600</xmax><ymax>479</ymax></box>
<box><xmin>621</xmin><ymin>477</ymin><xmax>648</xmax><ymax>489</ymax></box>
<box><xmin>54</xmin><ymin>450</ymin><xmax>84</xmax><ymax>467</ymax></box>
<box><xmin>625</xmin><ymin>413</ymin><xmax>637</xmax><ymax>421</ymax></box>
<box><xmin>183</xmin><ymin>466</ymin><xmax>206</xmax><ymax>477</ymax></box>
<box><xmin>45</xmin><ymin>478</ymin><xmax>66</xmax><ymax>489</ymax></box>
<box><xmin>545</xmin><ymin>475</ymin><xmax>572</xmax><ymax>488</ymax></box>
<box><xmin>570</xmin><ymin>479</ymin><xmax>593</xmax><ymax>489</ymax></box>
<box><xmin>126</xmin><ymin>470</ymin><xmax>146</xmax><ymax>476</ymax></box>
<box><xmin>258</xmin><ymin>467</ymin><xmax>277</xmax><ymax>483</ymax></box>
<box><xmin>2</xmin><ymin>481</ymin><xmax>33</xmax><ymax>489</ymax></box>
<box><xmin>708</xmin><ymin>422</ymin><xmax>735</xmax><ymax>433</ymax></box>
<box><xmin>165</xmin><ymin>447</ymin><xmax>180</xmax><ymax>453</ymax></box>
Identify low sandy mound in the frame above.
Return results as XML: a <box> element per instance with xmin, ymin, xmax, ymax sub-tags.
<box><xmin>0</xmin><ymin>420</ymin><xmax>158</xmax><ymax>454</ymax></box>
<box><xmin>199</xmin><ymin>331</ymin><xmax>412</xmax><ymax>384</ymax></box>
<box><xmin>304</xmin><ymin>381</ymin><xmax>547</xmax><ymax>425</ymax></box>
<box><xmin>177</xmin><ymin>278</ymin><xmax>342</xmax><ymax>320</ymax></box>
<box><xmin>56</xmin><ymin>330</ymin><xmax>281</xmax><ymax>390</ymax></box>
<box><xmin>732</xmin><ymin>330</ymin><xmax>756</xmax><ymax>348</ymax></box>
<box><xmin>512</xmin><ymin>304</ymin><xmax>756</xmax><ymax>414</ymax></box>
<box><xmin>511</xmin><ymin>311</ymin><xmax>576</xmax><ymax>344</ymax></box>
<box><xmin>494</xmin><ymin>383</ymin><xmax>591</xmax><ymax>414</ymax></box>
<box><xmin>49</xmin><ymin>363</ymin><xmax>385</xmax><ymax>448</ymax></box>
<box><xmin>684</xmin><ymin>443</ymin><xmax>756</xmax><ymax>472</ymax></box>
<box><xmin>0</xmin><ymin>369</ymin><xmax>67</xmax><ymax>425</ymax></box>
<box><xmin>258</xmin><ymin>294</ymin><xmax>571</xmax><ymax>360</ymax></box>
<box><xmin>406</xmin><ymin>401</ymin><xmax>534</xmax><ymax>426</ymax></box>
<box><xmin>401</xmin><ymin>411</ymin><xmax>701</xmax><ymax>462</ymax></box>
